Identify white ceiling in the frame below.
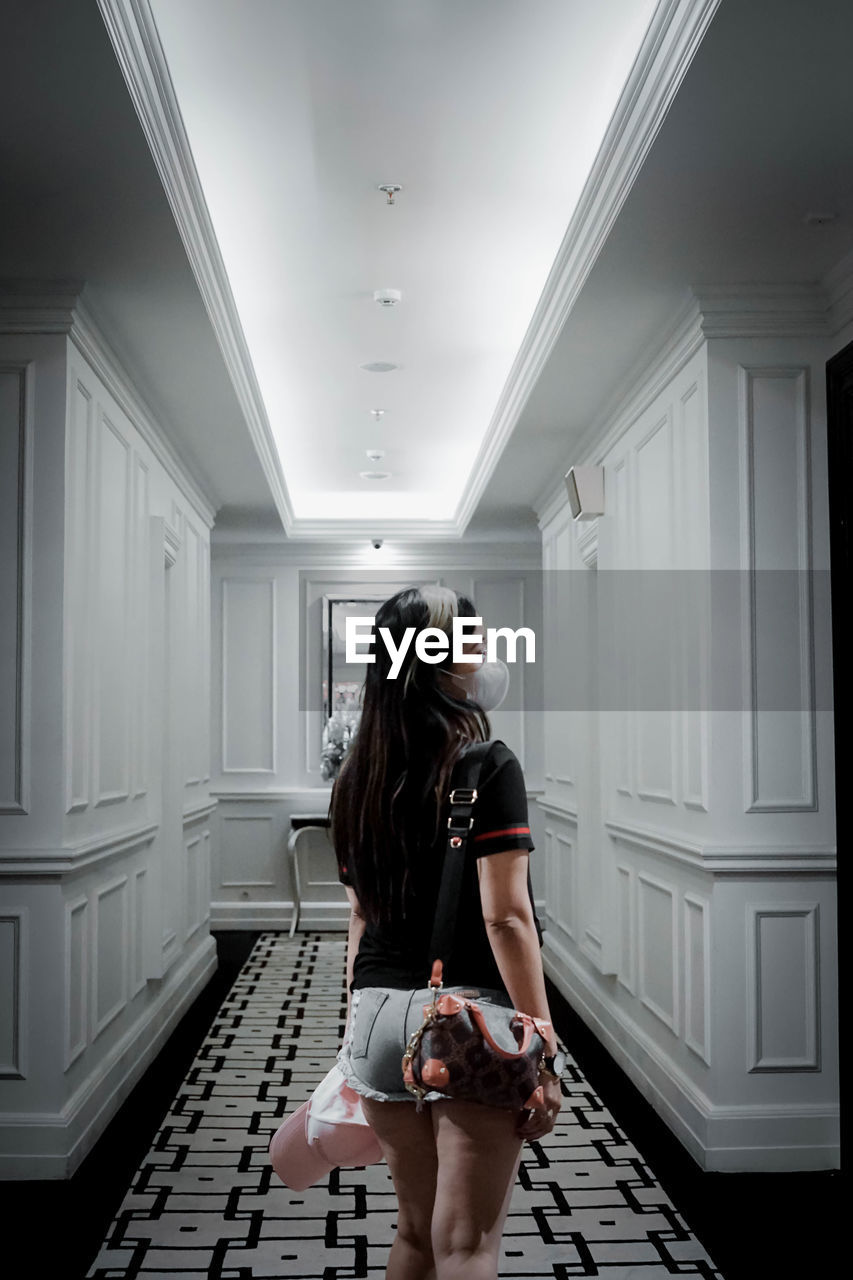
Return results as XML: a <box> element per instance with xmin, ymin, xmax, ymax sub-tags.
<box><xmin>147</xmin><ymin>0</ymin><xmax>659</xmax><ymax>524</ymax></box>
<box><xmin>3</xmin><ymin>0</ymin><xmax>851</xmax><ymax>547</ymax></box>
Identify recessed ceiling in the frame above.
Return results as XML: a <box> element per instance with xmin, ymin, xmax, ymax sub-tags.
<box><xmin>482</xmin><ymin>0</ymin><xmax>853</xmax><ymax>521</ymax></box>
<box><xmin>143</xmin><ymin>0</ymin><xmax>659</xmax><ymax>525</ymax></box>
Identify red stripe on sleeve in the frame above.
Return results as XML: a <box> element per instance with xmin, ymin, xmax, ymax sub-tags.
<box><xmin>473</xmin><ymin>825</ymin><xmax>530</xmax><ymax>844</ymax></box>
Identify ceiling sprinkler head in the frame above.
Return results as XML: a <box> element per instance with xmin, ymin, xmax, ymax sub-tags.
<box><xmin>378</xmin><ymin>184</ymin><xmax>402</xmax><ymax>205</ymax></box>
<box><xmin>374</xmin><ymin>288</ymin><xmax>401</xmax><ymax>308</ymax></box>
<box><xmin>366</xmin><ymin>449</ymin><xmax>385</xmax><ymax>462</ymax></box>
<box><xmin>369</xmin><ymin>408</ymin><xmax>386</xmax><ymax>420</ymax></box>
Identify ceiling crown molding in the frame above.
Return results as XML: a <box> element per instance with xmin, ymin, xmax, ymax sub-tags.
<box><xmin>692</xmin><ymin>282</ymin><xmax>831</xmax><ymax>338</ymax></box>
<box><xmin>210</xmin><ymin>539</ymin><xmax>543</xmax><ymax>570</ymax></box>
<box><xmin>0</xmin><ymin>279</ymin><xmax>85</xmax><ymax>332</ymax></box>
<box><xmin>0</xmin><ymin>279</ymin><xmax>217</xmax><ymax>525</ymax></box>
<box><xmin>455</xmin><ymin>0</ymin><xmax>722</xmax><ymax>535</ymax></box>
<box><xmin>823</xmin><ymin>247</ymin><xmax>853</xmax><ymax>336</ymax></box>
<box><xmin>97</xmin><ymin>0</ymin><xmax>294</xmax><ymax>532</ymax></box>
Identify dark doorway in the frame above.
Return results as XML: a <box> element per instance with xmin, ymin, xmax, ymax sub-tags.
<box><xmin>826</xmin><ymin>339</ymin><xmax>853</xmax><ymax>1174</ymax></box>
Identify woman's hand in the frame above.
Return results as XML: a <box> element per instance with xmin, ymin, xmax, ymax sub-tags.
<box><xmin>517</xmin><ymin>1073</ymin><xmax>562</xmax><ymax>1141</ymax></box>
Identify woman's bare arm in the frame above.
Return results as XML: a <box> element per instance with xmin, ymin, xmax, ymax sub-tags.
<box><xmin>479</xmin><ymin>848</ymin><xmax>562</xmax><ymax>1138</ymax></box>
<box><xmin>477</xmin><ymin>849</ymin><xmax>557</xmax><ymax>1054</ymax></box>
<box><xmin>344</xmin><ymin>885</ymin><xmax>367</xmax><ymax>1026</ymax></box>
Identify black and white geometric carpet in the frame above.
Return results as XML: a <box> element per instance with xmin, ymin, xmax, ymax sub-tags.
<box><xmin>86</xmin><ymin>932</ymin><xmax>724</xmax><ymax>1278</ymax></box>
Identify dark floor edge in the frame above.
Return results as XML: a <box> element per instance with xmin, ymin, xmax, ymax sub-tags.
<box><xmin>544</xmin><ymin>975</ymin><xmax>844</xmax><ymax>1280</ymax></box>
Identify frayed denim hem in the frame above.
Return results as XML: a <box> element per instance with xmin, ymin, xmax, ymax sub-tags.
<box><xmin>336</xmin><ymin>1041</ymin><xmax>448</xmax><ymax>1106</ymax></box>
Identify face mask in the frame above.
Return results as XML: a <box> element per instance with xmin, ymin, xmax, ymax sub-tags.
<box><xmin>448</xmin><ymin>659</ymin><xmax>510</xmax><ymax>712</ymax></box>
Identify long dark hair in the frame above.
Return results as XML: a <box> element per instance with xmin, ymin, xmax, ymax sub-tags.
<box><xmin>329</xmin><ymin>585</ymin><xmax>489</xmax><ymax>927</ymax></box>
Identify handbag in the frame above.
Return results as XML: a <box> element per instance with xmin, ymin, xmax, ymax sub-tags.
<box><xmin>401</xmin><ymin>743</ymin><xmax>552</xmax><ymax>1111</ymax></box>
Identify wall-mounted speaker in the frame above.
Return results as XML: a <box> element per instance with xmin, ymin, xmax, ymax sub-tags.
<box><xmin>564</xmin><ymin>465</ymin><xmax>605</xmax><ymax>520</ymax></box>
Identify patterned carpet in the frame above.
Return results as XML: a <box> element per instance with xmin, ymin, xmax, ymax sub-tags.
<box><xmin>86</xmin><ymin>932</ymin><xmax>724</xmax><ymax>1278</ymax></box>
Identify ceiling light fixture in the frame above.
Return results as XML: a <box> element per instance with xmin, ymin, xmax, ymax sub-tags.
<box><xmin>378</xmin><ymin>184</ymin><xmax>402</xmax><ymax>205</ymax></box>
<box><xmin>360</xmin><ymin>361</ymin><xmax>398</xmax><ymax>373</ymax></box>
<box><xmin>360</xmin><ymin>470</ymin><xmax>391</xmax><ymax>480</ymax></box>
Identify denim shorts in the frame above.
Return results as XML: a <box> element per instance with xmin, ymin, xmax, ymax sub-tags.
<box><xmin>336</xmin><ymin>983</ymin><xmax>514</xmax><ymax>1103</ymax></box>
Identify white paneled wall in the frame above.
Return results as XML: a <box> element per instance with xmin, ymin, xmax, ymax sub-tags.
<box><xmin>210</xmin><ymin>556</ymin><xmax>544</xmax><ymax>930</ymax></box>
<box><xmin>0</xmin><ymin>303</ymin><xmax>216</xmax><ymax>1177</ymax></box>
<box><xmin>537</xmin><ymin>295</ymin><xmax>839</xmax><ymax>1171</ymax></box>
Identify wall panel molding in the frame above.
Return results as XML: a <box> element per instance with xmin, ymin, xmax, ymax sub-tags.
<box><xmin>739</xmin><ymin>366</ymin><xmax>817</xmax><ymax>813</ymax></box>
<box><xmin>130</xmin><ymin>452</ymin><xmax>150</xmax><ymax>800</ymax></box>
<box><xmin>676</xmin><ymin>376</ymin><xmax>710</xmax><ymax>813</ymax></box>
<box><xmin>747</xmin><ymin>903</ymin><xmax>820</xmax><ymax>1072</ymax></box>
<box><xmin>0</xmin><ymin>364</ymin><xmax>32</xmax><ymax>814</ymax></box>
<box><xmin>202</xmin><ymin>830</ymin><xmax>211</xmax><ymax>927</ymax></box>
<box><xmin>92</xmin><ymin>410</ymin><xmax>132</xmax><ymax>808</ymax></box>
<box><xmin>184</xmin><ymin>832</ymin><xmax>203</xmax><ymax>940</ymax></box>
<box><xmin>92</xmin><ymin>875</ymin><xmax>129</xmax><ymax>1039</ymax></box>
<box><xmin>64</xmin><ymin>897</ymin><xmax>88</xmax><ymax>1069</ymax></box>
<box><xmin>637</xmin><ymin>872</ymin><xmax>679</xmax><ymax>1034</ymax></box>
<box><xmin>616</xmin><ymin>864</ymin><xmax>636</xmax><ymax>994</ymax></box>
<box><xmin>605</xmin><ymin>818</ymin><xmax>834</xmax><ymax>876</ymax></box>
<box><xmin>554</xmin><ymin>830</ymin><xmax>576</xmax><ymax>942</ymax></box>
<box><xmin>131</xmin><ymin>869</ymin><xmax>147</xmax><ymax>998</ymax></box>
<box><xmin>64</xmin><ymin>375</ymin><xmax>94</xmax><ymax>813</ymax></box>
<box><xmin>183</xmin><ymin>800</ymin><xmax>218</xmax><ymax>825</ymax></box>
<box><xmin>634</xmin><ymin>410</ymin><xmax>677</xmax><ymax>807</ymax></box>
<box><xmin>536</xmin><ymin>797</ymin><xmax>579</xmax><ymax>822</ymax></box>
<box><xmin>184</xmin><ymin>519</ymin><xmax>204</xmax><ymax>788</ymax></box>
<box><xmin>683</xmin><ymin>893</ymin><xmax>711</xmax><ymax>1065</ymax></box>
<box><xmin>0</xmin><ymin>910</ymin><xmax>27</xmax><ymax>1078</ymax></box>
<box><xmin>220</xmin><ymin>814</ymin><xmax>276</xmax><ymax>888</ymax></box>
<box><xmin>0</xmin><ymin>819</ymin><xmax>158</xmax><ymax>877</ymax></box>
<box><xmin>221</xmin><ymin>577</ymin><xmax>277</xmax><ymax>774</ymax></box>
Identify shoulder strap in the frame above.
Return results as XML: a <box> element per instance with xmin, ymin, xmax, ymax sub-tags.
<box><xmin>427</xmin><ymin>741</ymin><xmax>492</xmax><ymax>977</ymax></box>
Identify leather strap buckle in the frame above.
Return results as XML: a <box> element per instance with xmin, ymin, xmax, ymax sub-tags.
<box><xmin>449</xmin><ymin>787</ymin><xmax>478</xmax><ymax>805</ymax></box>
<box><xmin>447</xmin><ymin>815</ymin><xmax>474</xmax><ymax>831</ymax></box>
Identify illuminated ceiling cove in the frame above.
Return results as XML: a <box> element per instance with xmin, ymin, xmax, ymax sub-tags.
<box><xmin>139</xmin><ymin>0</ymin><xmax>660</xmax><ymax>531</ymax></box>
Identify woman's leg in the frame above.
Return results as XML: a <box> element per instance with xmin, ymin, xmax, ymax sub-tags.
<box><xmin>430</xmin><ymin>1100</ymin><xmax>523</xmax><ymax>1280</ymax></box>
<box><xmin>361</xmin><ymin>1097</ymin><xmax>438</xmax><ymax>1280</ymax></box>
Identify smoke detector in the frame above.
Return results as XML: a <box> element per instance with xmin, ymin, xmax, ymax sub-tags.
<box><xmin>374</xmin><ymin>288</ymin><xmax>402</xmax><ymax>308</ymax></box>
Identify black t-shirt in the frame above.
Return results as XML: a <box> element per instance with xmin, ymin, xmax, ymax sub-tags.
<box><xmin>336</xmin><ymin>739</ymin><xmax>541</xmax><ymax>996</ymax></box>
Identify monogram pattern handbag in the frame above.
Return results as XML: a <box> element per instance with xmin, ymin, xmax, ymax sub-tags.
<box><xmin>401</xmin><ymin>744</ymin><xmax>551</xmax><ymax>1111</ymax></box>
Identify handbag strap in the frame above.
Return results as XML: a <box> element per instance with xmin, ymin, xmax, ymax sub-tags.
<box><xmin>427</xmin><ymin>741</ymin><xmax>492</xmax><ymax>977</ymax></box>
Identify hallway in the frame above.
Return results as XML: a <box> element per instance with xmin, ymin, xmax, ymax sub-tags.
<box><xmin>0</xmin><ymin>0</ymin><xmax>848</xmax><ymax>1273</ymax></box>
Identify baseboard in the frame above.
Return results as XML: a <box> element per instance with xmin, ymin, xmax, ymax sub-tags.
<box><xmin>702</xmin><ymin>1103</ymin><xmax>840</xmax><ymax>1171</ymax></box>
<box><xmin>543</xmin><ymin>934</ymin><xmax>840</xmax><ymax>1173</ymax></box>
<box><xmin>0</xmin><ymin>934</ymin><xmax>217</xmax><ymax>1180</ymax></box>
<box><xmin>210</xmin><ymin>901</ymin><xmax>348</xmax><ymax>931</ymax></box>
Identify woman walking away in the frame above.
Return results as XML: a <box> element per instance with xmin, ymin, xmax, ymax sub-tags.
<box><xmin>331</xmin><ymin>585</ymin><xmax>563</xmax><ymax>1280</ymax></box>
